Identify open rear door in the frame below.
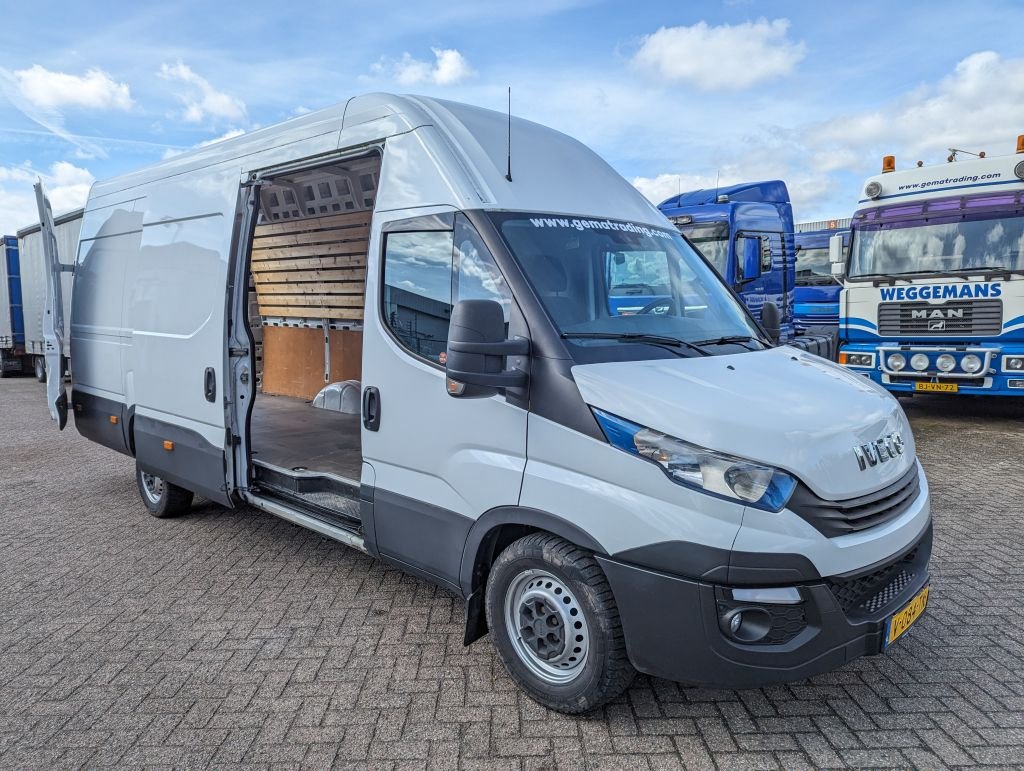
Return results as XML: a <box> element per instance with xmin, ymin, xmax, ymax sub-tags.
<box><xmin>34</xmin><ymin>181</ymin><xmax>70</xmax><ymax>429</ymax></box>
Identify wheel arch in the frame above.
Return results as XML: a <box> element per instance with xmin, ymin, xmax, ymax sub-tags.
<box><xmin>460</xmin><ymin>505</ymin><xmax>608</xmax><ymax>645</ymax></box>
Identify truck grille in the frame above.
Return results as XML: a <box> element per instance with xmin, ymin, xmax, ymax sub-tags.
<box><xmin>877</xmin><ymin>299</ymin><xmax>1002</xmax><ymax>336</ymax></box>
<box><xmin>787</xmin><ymin>463</ymin><xmax>920</xmax><ymax>538</ymax></box>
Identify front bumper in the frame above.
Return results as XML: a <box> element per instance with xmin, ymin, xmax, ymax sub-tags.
<box><xmin>598</xmin><ymin>523</ymin><xmax>932</xmax><ymax>688</ymax></box>
<box><xmin>840</xmin><ymin>342</ymin><xmax>1024</xmax><ymax>396</ymax></box>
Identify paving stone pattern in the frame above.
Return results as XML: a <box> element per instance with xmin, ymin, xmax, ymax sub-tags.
<box><xmin>1</xmin><ymin>378</ymin><xmax>1023</xmax><ymax>769</ymax></box>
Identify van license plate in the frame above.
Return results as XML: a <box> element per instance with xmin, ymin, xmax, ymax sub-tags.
<box><xmin>914</xmin><ymin>382</ymin><xmax>958</xmax><ymax>393</ymax></box>
<box><xmin>885</xmin><ymin>586</ymin><xmax>929</xmax><ymax>647</ymax></box>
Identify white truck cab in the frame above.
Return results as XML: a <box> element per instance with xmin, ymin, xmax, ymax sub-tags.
<box><xmin>37</xmin><ymin>94</ymin><xmax>931</xmax><ymax>712</ymax></box>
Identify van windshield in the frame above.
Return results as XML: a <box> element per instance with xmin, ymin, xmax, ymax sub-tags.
<box><xmin>490</xmin><ymin>213</ymin><xmax>764</xmax><ymax>355</ymax></box>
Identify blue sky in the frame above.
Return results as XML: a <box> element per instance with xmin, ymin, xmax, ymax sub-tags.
<box><xmin>2</xmin><ymin>0</ymin><xmax>1023</xmax><ymax>233</ymax></box>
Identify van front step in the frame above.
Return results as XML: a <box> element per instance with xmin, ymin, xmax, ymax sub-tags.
<box><xmin>251</xmin><ymin>460</ymin><xmax>363</xmax><ymax>535</ymax></box>
<box><xmin>243</xmin><ymin>490</ymin><xmax>366</xmax><ymax>554</ymax></box>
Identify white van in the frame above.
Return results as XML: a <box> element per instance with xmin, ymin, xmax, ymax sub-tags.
<box><xmin>37</xmin><ymin>94</ymin><xmax>932</xmax><ymax>712</ymax></box>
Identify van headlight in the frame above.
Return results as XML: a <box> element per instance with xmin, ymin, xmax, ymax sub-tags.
<box><xmin>592</xmin><ymin>408</ymin><xmax>796</xmax><ymax>512</ymax></box>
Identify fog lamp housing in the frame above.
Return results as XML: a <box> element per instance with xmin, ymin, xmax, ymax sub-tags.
<box><xmin>910</xmin><ymin>353</ymin><xmax>930</xmax><ymax>371</ymax></box>
<box><xmin>936</xmin><ymin>354</ymin><xmax>956</xmax><ymax>372</ymax></box>
<box><xmin>960</xmin><ymin>354</ymin><xmax>982</xmax><ymax>374</ymax></box>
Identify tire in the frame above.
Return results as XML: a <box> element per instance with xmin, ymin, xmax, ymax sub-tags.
<box><xmin>34</xmin><ymin>357</ymin><xmax>46</xmax><ymax>383</ymax></box>
<box><xmin>135</xmin><ymin>464</ymin><xmax>194</xmax><ymax>518</ymax></box>
<box><xmin>485</xmin><ymin>533</ymin><xmax>635</xmax><ymax>714</ymax></box>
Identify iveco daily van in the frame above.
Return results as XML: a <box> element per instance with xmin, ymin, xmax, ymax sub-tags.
<box><xmin>36</xmin><ymin>94</ymin><xmax>932</xmax><ymax>712</ymax></box>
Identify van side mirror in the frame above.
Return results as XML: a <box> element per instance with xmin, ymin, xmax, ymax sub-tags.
<box><xmin>760</xmin><ymin>301</ymin><xmax>781</xmax><ymax>344</ymax></box>
<box><xmin>737</xmin><ymin>236</ymin><xmax>761</xmax><ymax>282</ymax></box>
<box><xmin>445</xmin><ymin>299</ymin><xmax>529</xmax><ymax>398</ymax></box>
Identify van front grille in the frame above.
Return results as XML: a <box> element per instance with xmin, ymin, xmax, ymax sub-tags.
<box><xmin>787</xmin><ymin>463</ymin><xmax>920</xmax><ymax>537</ymax></box>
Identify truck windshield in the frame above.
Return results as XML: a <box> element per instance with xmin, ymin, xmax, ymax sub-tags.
<box><xmin>795</xmin><ymin>247</ymin><xmax>832</xmax><ymax>285</ymax></box>
<box><xmin>850</xmin><ymin>214</ymin><xmax>1024</xmax><ymax>277</ymax></box>
<box><xmin>676</xmin><ymin>222</ymin><xmax>729</xmax><ymax>276</ymax></box>
<box><xmin>489</xmin><ymin>213</ymin><xmax>763</xmax><ymax>353</ymax></box>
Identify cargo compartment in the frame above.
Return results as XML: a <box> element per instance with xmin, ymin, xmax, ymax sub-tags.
<box><xmin>247</xmin><ymin>154</ymin><xmax>379</xmax><ymax>497</ymax></box>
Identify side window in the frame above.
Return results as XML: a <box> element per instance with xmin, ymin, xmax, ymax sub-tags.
<box><xmin>761</xmin><ymin>236</ymin><xmax>773</xmax><ymax>272</ymax></box>
<box><xmin>382</xmin><ymin>230</ymin><xmax>455</xmax><ymax>364</ymax></box>
<box><xmin>452</xmin><ymin>215</ymin><xmax>512</xmax><ymax>325</ymax></box>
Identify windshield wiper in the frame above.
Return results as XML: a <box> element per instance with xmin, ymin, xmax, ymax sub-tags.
<box><xmin>691</xmin><ymin>335</ymin><xmax>764</xmax><ymax>350</ymax></box>
<box><xmin>560</xmin><ymin>332</ymin><xmax>710</xmax><ymax>356</ymax></box>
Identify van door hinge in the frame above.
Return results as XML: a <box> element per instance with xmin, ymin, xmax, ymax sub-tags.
<box><xmin>229</xmin><ymin>347</ymin><xmax>249</xmax><ymax>356</ymax></box>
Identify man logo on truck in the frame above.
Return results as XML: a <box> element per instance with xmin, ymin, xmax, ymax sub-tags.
<box><xmin>911</xmin><ymin>308</ymin><xmax>964</xmax><ymax>320</ymax></box>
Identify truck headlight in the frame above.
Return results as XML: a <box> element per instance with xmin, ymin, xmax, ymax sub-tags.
<box><xmin>936</xmin><ymin>354</ymin><xmax>956</xmax><ymax>372</ymax></box>
<box><xmin>592</xmin><ymin>408</ymin><xmax>797</xmax><ymax>512</ymax></box>
<box><xmin>961</xmin><ymin>354</ymin><xmax>982</xmax><ymax>374</ymax></box>
<box><xmin>911</xmin><ymin>353</ymin><xmax>930</xmax><ymax>371</ymax></box>
<box><xmin>887</xmin><ymin>353</ymin><xmax>906</xmax><ymax>371</ymax></box>
<box><xmin>1006</xmin><ymin>356</ymin><xmax>1024</xmax><ymax>371</ymax></box>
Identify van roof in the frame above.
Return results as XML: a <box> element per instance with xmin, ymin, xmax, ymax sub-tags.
<box><xmin>88</xmin><ymin>93</ymin><xmax>666</xmax><ymax>227</ymax></box>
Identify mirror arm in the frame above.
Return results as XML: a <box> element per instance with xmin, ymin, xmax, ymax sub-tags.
<box><xmin>446</xmin><ymin>368</ymin><xmax>528</xmax><ymax>389</ymax></box>
<box><xmin>447</xmin><ymin>337</ymin><xmax>530</xmax><ymax>356</ymax></box>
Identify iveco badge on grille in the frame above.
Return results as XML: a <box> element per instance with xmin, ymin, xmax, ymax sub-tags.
<box><xmin>853</xmin><ymin>432</ymin><xmax>905</xmax><ymax>470</ymax></box>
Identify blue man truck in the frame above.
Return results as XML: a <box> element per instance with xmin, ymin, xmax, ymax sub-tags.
<box><xmin>794</xmin><ymin>219</ymin><xmax>850</xmax><ymax>333</ymax></box>
<box><xmin>834</xmin><ymin>141</ymin><xmax>1024</xmax><ymax>396</ymax></box>
<box><xmin>657</xmin><ymin>181</ymin><xmax>835</xmax><ymax>357</ymax></box>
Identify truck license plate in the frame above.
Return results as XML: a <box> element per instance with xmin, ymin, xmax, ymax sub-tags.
<box><xmin>885</xmin><ymin>586</ymin><xmax>929</xmax><ymax>647</ymax></box>
<box><xmin>914</xmin><ymin>382</ymin><xmax>958</xmax><ymax>393</ymax></box>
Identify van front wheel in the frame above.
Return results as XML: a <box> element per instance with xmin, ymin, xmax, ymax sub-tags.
<box><xmin>485</xmin><ymin>533</ymin><xmax>635</xmax><ymax>713</ymax></box>
<box><xmin>135</xmin><ymin>465</ymin><xmax>193</xmax><ymax>518</ymax></box>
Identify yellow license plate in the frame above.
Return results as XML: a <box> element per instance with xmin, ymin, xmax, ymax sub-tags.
<box><xmin>886</xmin><ymin>586</ymin><xmax>929</xmax><ymax>646</ymax></box>
<box><xmin>914</xmin><ymin>382</ymin><xmax>958</xmax><ymax>393</ymax></box>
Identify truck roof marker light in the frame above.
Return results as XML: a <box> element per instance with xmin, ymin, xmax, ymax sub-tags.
<box><xmin>882</xmin><ymin>155</ymin><xmax>895</xmax><ymax>173</ymax></box>
<box><xmin>1017</xmin><ymin>134</ymin><xmax>1024</xmax><ymax>154</ymax></box>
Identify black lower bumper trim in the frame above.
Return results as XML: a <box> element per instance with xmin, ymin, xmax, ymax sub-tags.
<box><xmin>597</xmin><ymin>523</ymin><xmax>932</xmax><ymax>689</ymax></box>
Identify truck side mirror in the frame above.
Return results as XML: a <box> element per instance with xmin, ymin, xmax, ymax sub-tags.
<box><xmin>738</xmin><ymin>236</ymin><xmax>761</xmax><ymax>282</ymax></box>
<box><xmin>829</xmin><ymin>233</ymin><xmax>845</xmax><ymax>279</ymax></box>
<box><xmin>828</xmin><ymin>233</ymin><xmax>844</xmax><ymax>264</ymax></box>
<box><xmin>445</xmin><ymin>299</ymin><xmax>529</xmax><ymax>398</ymax></box>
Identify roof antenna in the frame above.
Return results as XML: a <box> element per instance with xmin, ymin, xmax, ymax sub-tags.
<box><xmin>714</xmin><ymin>168</ymin><xmax>721</xmax><ymax>203</ymax></box>
<box><xmin>505</xmin><ymin>86</ymin><xmax>513</xmax><ymax>182</ymax></box>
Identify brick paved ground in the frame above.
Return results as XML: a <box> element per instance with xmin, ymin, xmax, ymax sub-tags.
<box><xmin>1</xmin><ymin>377</ymin><xmax>1023</xmax><ymax>769</ymax></box>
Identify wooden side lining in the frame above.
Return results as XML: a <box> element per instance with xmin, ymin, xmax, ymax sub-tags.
<box><xmin>251</xmin><ymin>211</ymin><xmax>371</xmax><ymax>321</ymax></box>
<box><xmin>260</xmin><ymin>326</ymin><xmax>363</xmax><ymax>400</ymax></box>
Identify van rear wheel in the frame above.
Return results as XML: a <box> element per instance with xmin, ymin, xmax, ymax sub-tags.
<box><xmin>135</xmin><ymin>465</ymin><xmax>193</xmax><ymax>518</ymax></box>
<box><xmin>485</xmin><ymin>533</ymin><xmax>635</xmax><ymax>713</ymax></box>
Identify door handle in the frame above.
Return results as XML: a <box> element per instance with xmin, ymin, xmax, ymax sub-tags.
<box><xmin>204</xmin><ymin>367</ymin><xmax>216</xmax><ymax>402</ymax></box>
<box><xmin>362</xmin><ymin>386</ymin><xmax>381</xmax><ymax>431</ymax></box>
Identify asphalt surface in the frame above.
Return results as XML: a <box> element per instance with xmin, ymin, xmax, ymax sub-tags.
<box><xmin>1</xmin><ymin>377</ymin><xmax>1023</xmax><ymax>769</ymax></box>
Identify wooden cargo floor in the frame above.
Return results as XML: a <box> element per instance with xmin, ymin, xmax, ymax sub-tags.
<box><xmin>250</xmin><ymin>394</ymin><xmax>362</xmax><ymax>482</ymax></box>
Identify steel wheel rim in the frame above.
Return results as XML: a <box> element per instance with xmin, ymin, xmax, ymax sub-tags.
<box><xmin>140</xmin><ymin>471</ymin><xmax>165</xmax><ymax>505</ymax></box>
<box><xmin>504</xmin><ymin>568</ymin><xmax>590</xmax><ymax>685</ymax></box>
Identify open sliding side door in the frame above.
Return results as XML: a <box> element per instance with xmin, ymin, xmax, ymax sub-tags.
<box><xmin>34</xmin><ymin>181</ymin><xmax>71</xmax><ymax>429</ymax></box>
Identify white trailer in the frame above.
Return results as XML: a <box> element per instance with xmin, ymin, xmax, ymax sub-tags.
<box><xmin>38</xmin><ymin>93</ymin><xmax>932</xmax><ymax>711</ymax></box>
<box><xmin>17</xmin><ymin>208</ymin><xmax>82</xmax><ymax>380</ymax></box>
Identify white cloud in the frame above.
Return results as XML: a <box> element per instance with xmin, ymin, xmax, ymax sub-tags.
<box><xmin>0</xmin><ymin>161</ymin><xmax>94</xmax><ymax>234</ymax></box>
<box><xmin>4</xmin><ymin>65</ymin><xmax>133</xmax><ymax>111</ymax></box>
<box><xmin>158</xmin><ymin>61</ymin><xmax>247</xmax><ymax>125</ymax></box>
<box><xmin>374</xmin><ymin>48</ymin><xmax>474</xmax><ymax>86</ymax></box>
<box><xmin>198</xmin><ymin>128</ymin><xmax>246</xmax><ymax>147</ymax></box>
<box><xmin>807</xmin><ymin>51</ymin><xmax>1024</xmax><ymax>171</ymax></box>
<box><xmin>631</xmin><ymin>18</ymin><xmax>805</xmax><ymax>90</ymax></box>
